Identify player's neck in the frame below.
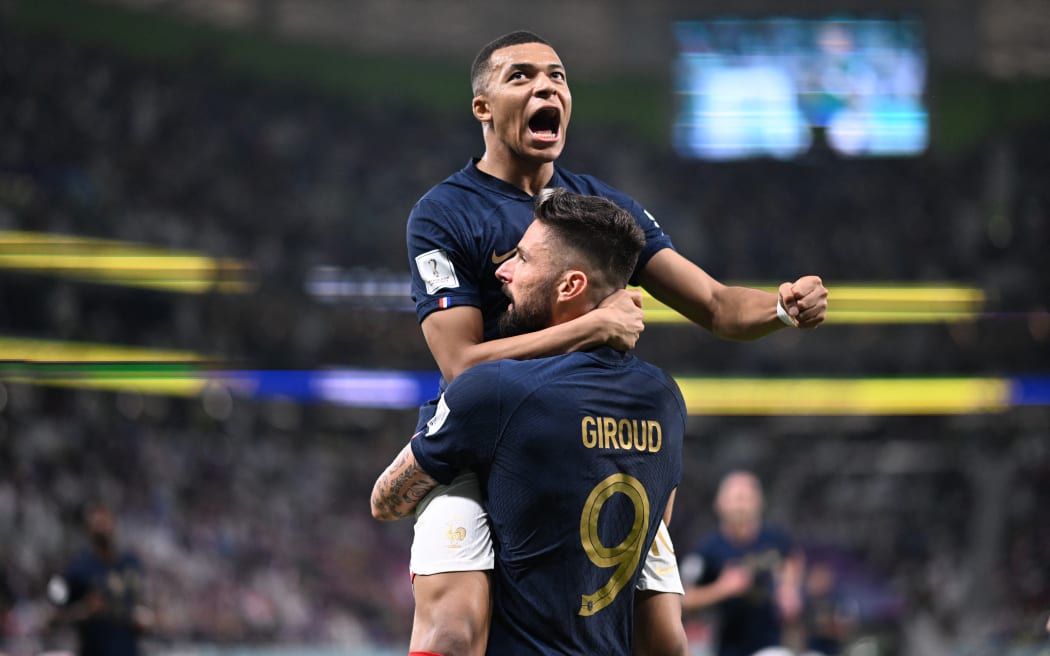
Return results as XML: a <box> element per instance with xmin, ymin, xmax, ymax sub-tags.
<box><xmin>551</xmin><ymin>297</ymin><xmax>595</xmax><ymax>329</ymax></box>
<box><xmin>476</xmin><ymin>151</ymin><xmax>554</xmax><ymax>197</ymax></box>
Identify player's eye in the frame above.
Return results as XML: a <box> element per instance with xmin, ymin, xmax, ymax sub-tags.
<box><xmin>551</xmin><ymin>71</ymin><xmax>565</xmax><ymax>81</ymax></box>
<box><xmin>509</xmin><ymin>71</ymin><xmax>527</xmax><ymax>81</ymax></box>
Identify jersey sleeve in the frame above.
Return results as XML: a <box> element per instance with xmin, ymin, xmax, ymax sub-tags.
<box><xmin>406</xmin><ymin>198</ymin><xmax>485</xmax><ymax>323</ymax></box>
<box><xmin>410</xmin><ymin>363</ymin><xmax>502</xmax><ymax>484</ymax></box>
<box><xmin>625</xmin><ymin>197</ymin><xmax>675</xmax><ymax>284</ymax></box>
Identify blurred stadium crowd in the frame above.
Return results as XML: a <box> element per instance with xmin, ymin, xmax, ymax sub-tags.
<box><xmin>1</xmin><ymin>17</ymin><xmax>1048</xmax><ymax>656</ymax></box>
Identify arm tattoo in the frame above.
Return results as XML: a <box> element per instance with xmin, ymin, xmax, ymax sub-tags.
<box><xmin>371</xmin><ymin>444</ymin><xmax>439</xmax><ymax>520</ymax></box>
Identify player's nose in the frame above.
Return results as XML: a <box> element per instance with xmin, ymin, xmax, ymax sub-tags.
<box><xmin>495</xmin><ymin>259</ymin><xmax>513</xmax><ymax>283</ymax></box>
<box><xmin>533</xmin><ymin>73</ymin><xmax>557</xmax><ymax>98</ymax></box>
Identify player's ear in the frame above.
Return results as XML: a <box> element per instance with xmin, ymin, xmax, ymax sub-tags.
<box><xmin>557</xmin><ymin>270</ymin><xmax>588</xmax><ymax>302</ymax></box>
<box><xmin>473</xmin><ymin>95</ymin><xmax>492</xmax><ymax>124</ymax></box>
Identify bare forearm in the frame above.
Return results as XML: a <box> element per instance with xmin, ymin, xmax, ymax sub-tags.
<box><xmin>707</xmin><ymin>286</ymin><xmax>785</xmax><ymax>341</ymax></box>
<box><xmin>439</xmin><ymin>313</ymin><xmax>605</xmax><ymax>381</ymax></box>
<box><xmin>371</xmin><ymin>443</ymin><xmax>440</xmax><ymax>520</ymax></box>
<box><xmin>423</xmin><ymin>293</ymin><xmax>643</xmax><ymax>382</ymax></box>
<box><xmin>639</xmin><ymin>250</ymin><xmax>783</xmax><ymax>341</ymax></box>
<box><xmin>638</xmin><ymin>249</ymin><xmax>832</xmax><ymax>340</ymax></box>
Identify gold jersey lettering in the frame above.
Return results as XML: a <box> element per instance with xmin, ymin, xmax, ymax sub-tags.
<box><xmin>647</xmin><ymin>420</ymin><xmax>662</xmax><ymax>453</ymax></box>
<box><xmin>618</xmin><ymin>418</ymin><xmax>632</xmax><ymax>450</ymax></box>
<box><xmin>581</xmin><ymin>416</ymin><xmax>598</xmax><ymax>448</ymax></box>
<box><xmin>632</xmin><ymin>419</ymin><xmax>646</xmax><ymax>451</ymax></box>
<box><xmin>602</xmin><ymin>417</ymin><xmax>617</xmax><ymax>449</ymax></box>
<box><xmin>580</xmin><ymin>416</ymin><xmax>663</xmax><ymax>453</ymax></box>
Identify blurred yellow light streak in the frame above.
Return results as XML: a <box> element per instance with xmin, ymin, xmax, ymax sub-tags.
<box><xmin>829</xmin><ymin>286</ymin><xmax>985</xmax><ymax>302</ymax></box>
<box><xmin>674</xmin><ymin>376</ymin><xmax>1011</xmax><ymax>415</ymax></box>
<box><xmin>2</xmin><ymin>371</ymin><xmax>207</xmax><ymax>396</ymax></box>
<box><xmin>0</xmin><ymin>231</ymin><xmax>254</xmax><ymax>293</ymax></box>
<box><xmin>638</xmin><ymin>284</ymin><xmax>986</xmax><ymax>324</ymax></box>
<box><xmin>0</xmin><ymin>337</ymin><xmax>210</xmax><ymax>396</ymax></box>
<box><xmin>808</xmin><ymin>311</ymin><xmax>978</xmax><ymax>324</ymax></box>
<box><xmin>0</xmin><ymin>335</ymin><xmax>1017</xmax><ymax>414</ymax></box>
<box><xmin>0</xmin><ymin>336</ymin><xmax>205</xmax><ymax>363</ymax></box>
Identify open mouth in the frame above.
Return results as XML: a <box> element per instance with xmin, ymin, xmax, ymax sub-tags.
<box><xmin>528</xmin><ymin>107</ymin><xmax>561</xmax><ymax>141</ymax></box>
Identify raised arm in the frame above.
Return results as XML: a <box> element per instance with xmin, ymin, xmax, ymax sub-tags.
<box><xmin>638</xmin><ymin>249</ymin><xmax>827</xmax><ymax>340</ymax></box>
<box><xmin>421</xmin><ymin>289</ymin><xmax>644</xmax><ymax>382</ymax></box>
<box><xmin>370</xmin><ymin>442</ymin><xmax>441</xmax><ymax>521</ymax></box>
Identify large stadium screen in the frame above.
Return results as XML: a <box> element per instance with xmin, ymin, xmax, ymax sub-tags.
<box><xmin>672</xmin><ymin>17</ymin><xmax>928</xmax><ymax>159</ymax></box>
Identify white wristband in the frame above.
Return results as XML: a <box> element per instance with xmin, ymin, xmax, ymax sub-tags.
<box><xmin>776</xmin><ymin>297</ymin><xmax>797</xmax><ymax>327</ymax></box>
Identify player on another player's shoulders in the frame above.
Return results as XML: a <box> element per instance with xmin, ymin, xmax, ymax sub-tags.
<box><xmin>390</xmin><ymin>29</ymin><xmax>828</xmax><ymax>656</ymax></box>
<box><xmin>374</xmin><ymin>188</ymin><xmax>687</xmax><ymax>655</ymax></box>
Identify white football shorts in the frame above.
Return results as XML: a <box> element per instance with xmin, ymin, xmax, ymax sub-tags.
<box><xmin>636</xmin><ymin>519</ymin><xmax>684</xmax><ymax>594</ymax></box>
<box><xmin>410</xmin><ymin>472</ymin><xmax>494</xmax><ymax>575</ymax></box>
<box><xmin>410</xmin><ymin>471</ymin><xmax>684</xmax><ymax>595</ymax></box>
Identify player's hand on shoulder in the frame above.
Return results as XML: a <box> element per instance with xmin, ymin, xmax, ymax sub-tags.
<box><xmin>596</xmin><ymin>289</ymin><xmax>645</xmax><ymax>350</ymax></box>
<box><xmin>778</xmin><ymin>275</ymin><xmax>827</xmax><ymax>329</ymax></box>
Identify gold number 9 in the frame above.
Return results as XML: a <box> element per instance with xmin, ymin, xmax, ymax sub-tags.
<box><xmin>578</xmin><ymin>473</ymin><xmax>650</xmax><ymax>616</ymax></box>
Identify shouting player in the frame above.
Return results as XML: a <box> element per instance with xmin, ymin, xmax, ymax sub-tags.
<box><xmin>374</xmin><ymin>189</ymin><xmax>686</xmax><ymax>654</ymax></box>
<box><xmin>398</xmin><ymin>30</ymin><xmax>828</xmax><ymax>656</ymax></box>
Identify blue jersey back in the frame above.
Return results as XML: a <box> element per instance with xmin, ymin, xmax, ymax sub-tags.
<box><xmin>407</xmin><ymin>160</ymin><xmax>674</xmax><ymax>340</ymax></box>
<box><xmin>691</xmin><ymin>526</ymin><xmax>795</xmax><ymax>656</ymax></box>
<box><xmin>412</xmin><ymin>346</ymin><xmax>686</xmax><ymax>655</ymax></box>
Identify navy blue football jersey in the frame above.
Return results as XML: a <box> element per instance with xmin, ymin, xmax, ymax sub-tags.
<box><xmin>411</xmin><ymin>346</ymin><xmax>686</xmax><ymax>655</ymax></box>
<box><xmin>61</xmin><ymin>548</ymin><xmax>144</xmax><ymax>656</ymax></box>
<box><xmin>690</xmin><ymin>526</ymin><xmax>795</xmax><ymax>656</ymax></box>
<box><xmin>406</xmin><ymin>159</ymin><xmax>674</xmax><ymax>341</ymax></box>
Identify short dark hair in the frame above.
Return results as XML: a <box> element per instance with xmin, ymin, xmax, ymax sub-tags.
<box><xmin>533</xmin><ymin>188</ymin><xmax>645</xmax><ymax>294</ymax></box>
<box><xmin>470</xmin><ymin>30</ymin><xmax>552</xmax><ymax>96</ymax></box>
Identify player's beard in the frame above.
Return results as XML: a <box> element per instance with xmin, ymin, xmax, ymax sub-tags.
<box><xmin>499</xmin><ymin>281</ymin><xmax>556</xmax><ymax>338</ymax></box>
